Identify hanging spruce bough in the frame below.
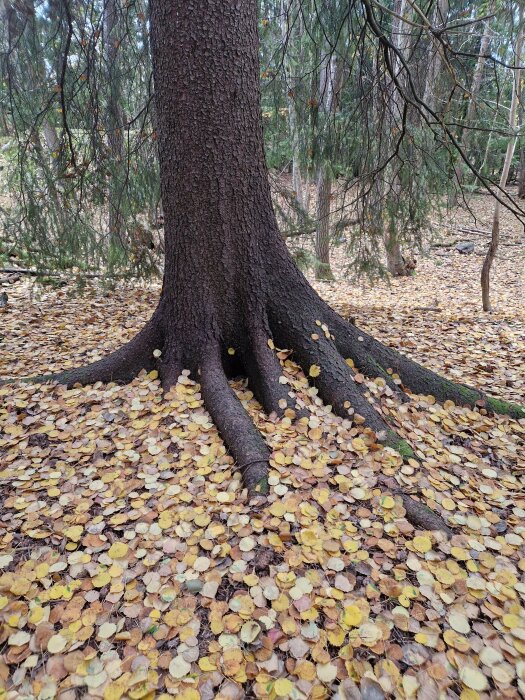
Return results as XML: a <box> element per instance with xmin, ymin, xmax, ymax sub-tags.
<box><xmin>5</xmin><ymin>1</ymin><xmax>523</xmax><ymax>492</ymax></box>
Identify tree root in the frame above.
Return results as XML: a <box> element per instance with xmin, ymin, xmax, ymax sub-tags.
<box><xmin>0</xmin><ymin>316</ymin><xmax>163</xmax><ymax>389</ymax></box>
<box><xmin>379</xmin><ymin>477</ymin><xmax>452</xmax><ymax>535</ymax></box>
<box><xmin>400</xmin><ymin>493</ymin><xmax>453</xmax><ymax>536</ymax></box>
<box><xmin>200</xmin><ymin>346</ymin><xmax>270</xmax><ymax>493</ymax></box>
<box><xmin>242</xmin><ymin>327</ymin><xmax>303</xmax><ymax>418</ymax></box>
<box><xmin>324</xmin><ymin>308</ymin><xmax>525</xmax><ymax>420</ymax></box>
<box><xmin>284</xmin><ymin>333</ymin><xmax>393</xmax><ymax>437</ymax></box>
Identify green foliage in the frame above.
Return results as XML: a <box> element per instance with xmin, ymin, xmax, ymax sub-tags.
<box><xmin>0</xmin><ymin>0</ymin><xmax>160</xmax><ymax>277</ymax></box>
<box><xmin>1</xmin><ymin>0</ymin><xmax>523</xmax><ymax>278</ymax></box>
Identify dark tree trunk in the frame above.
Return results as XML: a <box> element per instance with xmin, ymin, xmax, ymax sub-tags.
<box><xmin>7</xmin><ymin>0</ymin><xmax>523</xmax><ymax>492</ymax></box>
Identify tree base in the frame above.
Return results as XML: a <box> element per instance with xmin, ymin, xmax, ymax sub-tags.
<box><xmin>3</xmin><ymin>282</ymin><xmax>523</xmax><ymax>503</ymax></box>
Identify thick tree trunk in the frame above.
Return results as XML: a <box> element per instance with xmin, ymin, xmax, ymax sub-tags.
<box><xmin>7</xmin><ymin>0</ymin><xmax>523</xmax><ymax>493</ymax></box>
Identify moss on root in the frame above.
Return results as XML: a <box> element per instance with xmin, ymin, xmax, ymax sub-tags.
<box><xmin>252</xmin><ymin>477</ymin><xmax>269</xmax><ymax>495</ymax></box>
<box><xmin>453</xmin><ymin>383</ymin><xmax>482</xmax><ymax>405</ymax></box>
<box><xmin>485</xmin><ymin>396</ymin><xmax>525</xmax><ymax>420</ymax></box>
<box><xmin>384</xmin><ymin>430</ymin><xmax>415</xmax><ymax>459</ymax></box>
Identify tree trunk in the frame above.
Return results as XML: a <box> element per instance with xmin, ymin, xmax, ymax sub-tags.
<box><xmin>384</xmin><ymin>0</ymin><xmax>411</xmax><ymax>276</ymax></box>
<box><xmin>481</xmin><ymin>3</ymin><xmax>523</xmax><ymax>312</ymax></box>
<box><xmin>315</xmin><ymin>160</ymin><xmax>334</xmax><ymax>280</ymax></box>
<box><xmin>10</xmin><ymin>0</ymin><xmax>524</xmax><ymax>492</ymax></box>
<box><xmin>385</xmin><ymin>233</ymin><xmax>407</xmax><ymax>277</ymax></box>
<box><xmin>314</xmin><ymin>52</ymin><xmax>341</xmax><ymax>280</ymax></box>
<box><xmin>104</xmin><ymin>0</ymin><xmax>126</xmax><ymax>249</ymax></box>
<box><xmin>422</xmin><ymin>0</ymin><xmax>448</xmax><ymax>113</ymax></box>
<box><xmin>462</xmin><ymin>3</ymin><xmax>494</xmax><ymax>155</ymax></box>
<box><xmin>281</xmin><ymin>0</ymin><xmax>306</xmax><ymax>211</ymax></box>
<box><xmin>518</xmin><ymin>144</ymin><xmax>525</xmax><ymax>198</ymax></box>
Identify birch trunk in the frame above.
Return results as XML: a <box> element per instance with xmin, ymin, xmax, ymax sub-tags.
<box><xmin>462</xmin><ymin>2</ymin><xmax>495</xmax><ymax>156</ymax></box>
<box><xmin>481</xmin><ymin>3</ymin><xmax>523</xmax><ymax>312</ymax></box>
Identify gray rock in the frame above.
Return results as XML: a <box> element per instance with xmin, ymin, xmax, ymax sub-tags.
<box><xmin>456</xmin><ymin>241</ymin><xmax>475</xmax><ymax>254</ymax></box>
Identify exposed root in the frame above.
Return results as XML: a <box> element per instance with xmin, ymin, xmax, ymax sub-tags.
<box><xmin>0</xmin><ymin>316</ymin><xmax>163</xmax><ymax>389</ymax></box>
<box><xmin>385</xmin><ymin>432</ymin><xmax>415</xmax><ymax>458</ymax></box>
<box><xmin>379</xmin><ymin>477</ymin><xmax>452</xmax><ymax>535</ymax></box>
<box><xmin>200</xmin><ymin>346</ymin><xmax>270</xmax><ymax>492</ymax></box>
<box><xmin>303</xmin><ymin>338</ymin><xmax>392</xmax><ymax>437</ymax></box>
<box><xmin>243</xmin><ymin>328</ymin><xmax>301</xmax><ymax>417</ymax></box>
<box><xmin>158</xmin><ymin>346</ymin><xmax>182</xmax><ymax>392</ymax></box>
<box><xmin>270</xmin><ymin>314</ymin><xmax>406</xmax><ymax>447</ymax></box>
<box><xmin>3</xmin><ymin>284</ymin><xmax>523</xmax><ymax>500</ymax></box>
<box><xmin>325</xmin><ymin>309</ymin><xmax>525</xmax><ymax>419</ymax></box>
<box><xmin>401</xmin><ymin>494</ymin><xmax>453</xmax><ymax>536</ymax></box>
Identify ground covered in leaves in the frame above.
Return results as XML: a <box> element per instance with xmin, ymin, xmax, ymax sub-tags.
<box><xmin>1</xmin><ymin>207</ymin><xmax>525</xmax><ymax>699</ymax></box>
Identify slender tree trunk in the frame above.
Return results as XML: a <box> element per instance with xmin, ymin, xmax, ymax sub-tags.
<box><xmin>314</xmin><ymin>52</ymin><xmax>341</xmax><ymax>280</ymax></box>
<box><xmin>422</xmin><ymin>0</ymin><xmax>448</xmax><ymax>113</ymax></box>
<box><xmin>104</xmin><ymin>0</ymin><xmax>126</xmax><ymax>249</ymax></box>
<box><xmin>315</xmin><ymin>160</ymin><xmax>334</xmax><ymax>279</ymax></box>
<box><xmin>384</xmin><ymin>0</ymin><xmax>410</xmax><ymax>276</ymax></box>
<box><xmin>462</xmin><ymin>3</ymin><xmax>494</xmax><ymax>155</ymax></box>
<box><xmin>481</xmin><ymin>3</ymin><xmax>523</xmax><ymax>312</ymax></box>
<box><xmin>14</xmin><ymin>1</ymin><xmax>524</xmax><ymax>494</ymax></box>
<box><xmin>518</xmin><ymin>144</ymin><xmax>525</xmax><ymax>198</ymax></box>
<box><xmin>281</xmin><ymin>0</ymin><xmax>305</xmax><ymax>210</ymax></box>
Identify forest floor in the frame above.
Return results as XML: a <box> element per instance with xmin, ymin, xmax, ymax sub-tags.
<box><xmin>0</xmin><ymin>194</ymin><xmax>524</xmax><ymax>699</ymax></box>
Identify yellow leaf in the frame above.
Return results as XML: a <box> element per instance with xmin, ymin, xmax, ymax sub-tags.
<box><xmin>274</xmin><ymin>678</ymin><xmax>294</xmax><ymax>697</ymax></box>
<box><xmin>64</xmin><ymin>525</ymin><xmax>83</xmax><ymax>542</ymax></box>
<box><xmin>459</xmin><ymin>667</ymin><xmax>488</xmax><ymax>692</ymax></box>
<box><xmin>341</xmin><ymin>604</ymin><xmax>363</xmax><ymax>628</ymax></box>
<box><xmin>380</xmin><ymin>495</ymin><xmax>395</xmax><ymax>509</ymax></box>
<box><xmin>199</xmin><ymin>657</ymin><xmax>217</xmax><ymax>672</ymax></box>
<box><xmin>108</xmin><ymin>542</ymin><xmax>129</xmax><ymax>559</ymax></box>
<box><xmin>92</xmin><ymin>571</ymin><xmax>111</xmax><ymax>588</ymax></box>
<box><xmin>309</xmin><ymin>364</ymin><xmax>321</xmax><ymax>378</ymax></box>
<box><xmin>412</xmin><ymin>536</ymin><xmax>432</xmax><ymax>554</ymax></box>
<box><xmin>47</xmin><ymin>634</ymin><xmax>67</xmax><ymax>654</ymax></box>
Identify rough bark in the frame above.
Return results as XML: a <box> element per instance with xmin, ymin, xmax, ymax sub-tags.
<box><xmin>4</xmin><ymin>1</ymin><xmax>524</xmax><ymax>497</ymax></box>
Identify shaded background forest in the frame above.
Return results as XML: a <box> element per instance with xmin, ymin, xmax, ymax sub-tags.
<box><xmin>0</xmin><ymin>0</ymin><xmax>524</xmax><ymax>287</ymax></box>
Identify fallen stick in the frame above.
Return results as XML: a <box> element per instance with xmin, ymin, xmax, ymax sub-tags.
<box><xmin>0</xmin><ymin>267</ymin><xmax>123</xmax><ymax>279</ymax></box>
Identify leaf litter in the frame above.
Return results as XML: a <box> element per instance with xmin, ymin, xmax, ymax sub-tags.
<box><xmin>1</xmin><ymin>215</ymin><xmax>525</xmax><ymax>698</ymax></box>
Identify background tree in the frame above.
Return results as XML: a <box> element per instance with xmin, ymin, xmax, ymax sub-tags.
<box><xmin>481</xmin><ymin>0</ymin><xmax>524</xmax><ymax>311</ymax></box>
